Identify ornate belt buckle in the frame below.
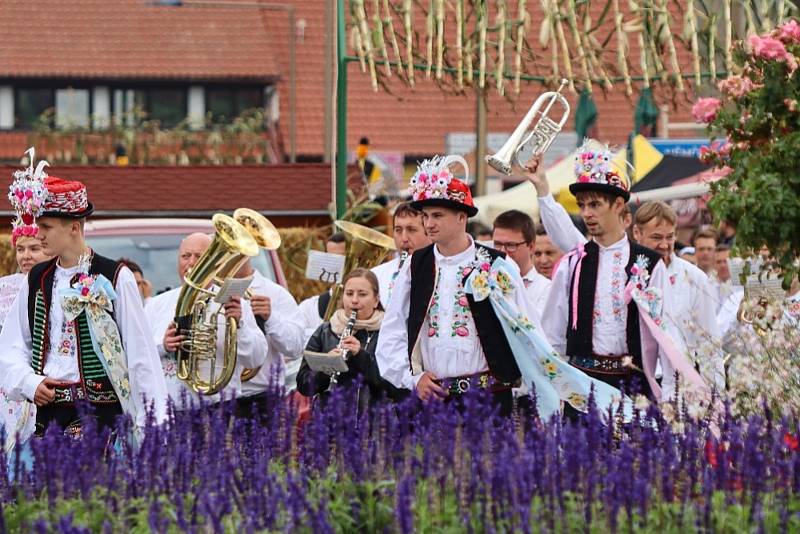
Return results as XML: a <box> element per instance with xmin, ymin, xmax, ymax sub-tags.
<box><xmin>456</xmin><ymin>378</ymin><xmax>470</xmax><ymax>393</ymax></box>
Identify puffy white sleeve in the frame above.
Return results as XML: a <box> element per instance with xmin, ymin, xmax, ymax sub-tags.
<box><xmin>0</xmin><ymin>279</ymin><xmax>44</xmax><ymax>401</ymax></box>
<box><xmin>375</xmin><ymin>258</ymin><xmax>416</xmax><ymax>390</ymax></box>
<box><xmin>540</xmin><ymin>255</ymin><xmax>571</xmax><ymax>355</ymax></box>
<box><xmin>261</xmin><ymin>285</ymin><xmax>305</xmax><ymax>363</ymax></box>
<box><xmin>537</xmin><ymin>194</ymin><xmax>587</xmax><ymax>252</ymax></box>
<box><xmin>233</xmin><ymin>299</ymin><xmax>268</xmax><ymax>370</ymax></box>
<box><xmin>114</xmin><ymin>267</ymin><xmax>168</xmax><ymax>426</ymax></box>
<box><xmin>692</xmin><ymin>272</ymin><xmax>725</xmax><ymax>392</ymax></box>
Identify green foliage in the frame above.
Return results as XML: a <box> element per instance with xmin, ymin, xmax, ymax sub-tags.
<box><xmin>699</xmin><ymin>20</ymin><xmax>800</xmax><ymax>286</ymax></box>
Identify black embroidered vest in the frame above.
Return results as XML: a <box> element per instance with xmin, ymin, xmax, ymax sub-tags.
<box><xmin>407</xmin><ymin>243</ymin><xmax>521</xmax><ymax>383</ymax></box>
<box><xmin>565</xmin><ymin>240</ymin><xmax>662</xmax><ymax>373</ymax></box>
<box><xmin>27</xmin><ymin>254</ymin><xmax>124</xmax><ymax>404</ymax></box>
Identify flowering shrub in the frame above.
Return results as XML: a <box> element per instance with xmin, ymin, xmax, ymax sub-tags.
<box><xmin>1</xmin><ymin>387</ymin><xmax>799</xmax><ymax>532</ymax></box>
<box><xmin>695</xmin><ymin>19</ymin><xmax>800</xmax><ymax>285</ymax></box>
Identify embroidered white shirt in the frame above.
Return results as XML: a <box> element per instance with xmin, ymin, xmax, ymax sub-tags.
<box><xmin>0</xmin><ymin>264</ymin><xmax>168</xmax><ymax>426</ymax></box>
<box><xmin>0</xmin><ymin>273</ymin><xmax>24</xmax><ymax>329</ymax></box>
<box><xmin>377</xmin><ymin>239</ymin><xmax>538</xmax><ymax>391</ymax></box>
<box><xmin>145</xmin><ymin>285</ymin><xmax>266</xmax><ymax>410</ymax></box>
<box><xmin>240</xmin><ymin>270</ymin><xmax>305</xmax><ymax>397</ymax></box>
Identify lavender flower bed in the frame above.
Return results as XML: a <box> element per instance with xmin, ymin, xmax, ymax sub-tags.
<box><xmin>1</xmin><ymin>387</ymin><xmax>798</xmax><ymax>533</ymax></box>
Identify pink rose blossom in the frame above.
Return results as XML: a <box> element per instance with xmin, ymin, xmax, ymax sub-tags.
<box><xmin>692</xmin><ymin>97</ymin><xmax>721</xmax><ymax>123</ymax></box>
<box><xmin>455</xmin><ymin>326</ymin><xmax>469</xmax><ymax>337</ymax></box>
<box><xmin>748</xmin><ymin>35</ymin><xmax>791</xmax><ymax>62</ymax></box>
<box><xmin>427</xmin><ymin>327</ymin><xmax>436</xmax><ymax>337</ymax></box>
<box><xmin>479</xmin><ymin>262</ymin><xmax>490</xmax><ymax>271</ymax></box>
<box><xmin>80</xmin><ymin>286</ymin><xmax>90</xmax><ymax>297</ymax></box>
<box><xmin>458</xmin><ymin>296</ymin><xmax>469</xmax><ymax>306</ymax></box>
<box><xmin>777</xmin><ymin>20</ymin><xmax>800</xmax><ymax>44</ymax></box>
<box><xmin>717</xmin><ymin>75</ymin><xmax>757</xmax><ymax>98</ymax></box>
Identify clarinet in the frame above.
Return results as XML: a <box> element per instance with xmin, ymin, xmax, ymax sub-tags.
<box><xmin>337</xmin><ymin>310</ymin><xmax>358</xmax><ymax>360</ymax></box>
<box><xmin>331</xmin><ymin>310</ymin><xmax>358</xmax><ymax>383</ymax></box>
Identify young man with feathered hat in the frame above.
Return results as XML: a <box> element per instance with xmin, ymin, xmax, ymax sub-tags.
<box><xmin>0</xmin><ymin>149</ymin><xmax>167</xmax><ymax>437</ymax></box>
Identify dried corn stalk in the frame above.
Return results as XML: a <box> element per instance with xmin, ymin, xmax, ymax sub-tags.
<box><xmin>382</xmin><ymin>0</ymin><xmax>403</xmax><ymax>75</ymax></box>
<box><xmin>685</xmin><ymin>0</ymin><xmax>702</xmax><ymax>87</ymax></box>
<box><xmin>518</xmin><ymin>0</ymin><xmax>531</xmax><ymax>94</ymax></box>
<box><xmin>657</xmin><ymin>0</ymin><xmax>684</xmax><ymax>91</ymax></box>
<box><xmin>402</xmin><ymin>0</ymin><xmax>414</xmax><ymax>84</ymax></box>
<box><xmin>456</xmin><ymin>0</ymin><xmax>464</xmax><ymax>89</ymax></box>
<box><xmin>372</xmin><ymin>0</ymin><xmax>392</xmax><ymax>76</ymax></box>
<box><xmin>435</xmin><ymin>0</ymin><xmax>445</xmax><ymax>79</ymax></box>
<box><xmin>496</xmin><ymin>0</ymin><xmax>507</xmax><ymax>94</ymax></box>
<box><xmin>426</xmin><ymin>0</ymin><xmax>434</xmax><ymax>78</ymax></box>
<box><xmin>353</xmin><ymin>0</ymin><xmax>378</xmax><ymax>89</ymax></box>
<box><xmin>566</xmin><ymin>0</ymin><xmax>592</xmax><ymax>91</ymax></box>
<box><xmin>478</xmin><ymin>0</ymin><xmax>488</xmax><ymax>88</ymax></box>
<box><xmin>612</xmin><ymin>0</ymin><xmax>633</xmax><ymax>96</ymax></box>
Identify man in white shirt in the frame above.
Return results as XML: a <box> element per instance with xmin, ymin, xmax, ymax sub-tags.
<box><xmin>525</xmin><ymin>147</ymin><xmax>698</xmax><ymax>402</ymax></box>
<box><xmin>0</xmin><ymin>156</ymin><xmax>167</xmax><ymax>435</ymax></box>
<box><xmin>372</xmin><ymin>202</ymin><xmax>431</xmax><ymax>308</ymax></box>
<box><xmin>235</xmin><ymin>260</ymin><xmax>305</xmax><ymax>416</ymax></box>
<box><xmin>145</xmin><ymin>233</ymin><xmax>267</xmax><ymax>411</ymax></box>
<box><xmin>376</xmin><ymin>155</ymin><xmax>536</xmax><ymax>415</ymax></box>
<box><xmin>491</xmin><ymin>209</ymin><xmax>550</xmax><ymax>321</ymax></box>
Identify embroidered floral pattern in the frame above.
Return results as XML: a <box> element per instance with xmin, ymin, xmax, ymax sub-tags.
<box><xmin>451</xmin><ymin>283</ymin><xmax>470</xmax><ymax>337</ymax></box>
<box><xmin>595</xmin><ymin>250</ymin><xmax>627</xmax><ymax>326</ymax></box>
<box><xmin>541</xmin><ymin>356</ymin><xmax>560</xmax><ymax>380</ymax></box>
<box><xmin>427</xmin><ymin>269</ymin><xmax>442</xmax><ymax>337</ymax></box>
<box><xmin>627</xmin><ymin>255</ymin><xmax>664</xmax><ymax>326</ymax></box>
<box><xmin>57</xmin><ymin>319</ymin><xmax>78</xmax><ymax>359</ymax></box>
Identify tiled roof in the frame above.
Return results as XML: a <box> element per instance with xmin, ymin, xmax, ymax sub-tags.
<box><xmin>265</xmin><ymin>1</ymin><xmax>699</xmax><ymax>157</ymax></box>
<box><xmin>0</xmin><ymin>0</ymin><xmax>279</xmax><ymax>81</ymax></box>
<box><xmin>0</xmin><ymin>164</ymin><xmax>334</xmax><ymax>216</ymax></box>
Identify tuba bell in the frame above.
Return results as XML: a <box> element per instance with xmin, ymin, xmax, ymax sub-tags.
<box><xmin>174</xmin><ymin>214</ymin><xmax>259</xmax><ymax>395</ymax></box>
<box><xmin>230</xmin><ymin>208</ymin><xmax>282</xmax><ymax>383</ymax></box>
<box><xmin>323</xmin><ymin>220</ymin><xmax>396</xmax><ymax>321</ymax></box>
<box><xmin>486</xmin><ymin>79</ymin><xmax>570</xmax><ymax>175</ymax></box>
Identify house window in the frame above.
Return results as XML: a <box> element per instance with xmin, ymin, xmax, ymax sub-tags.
<box><xmin>112</xmin><ymin>88</ymin><xmax>187</xmax><ymax>128</ymax></box>
<box><xmin>16</xmin><ymin>88</ymin><xmax>55</xmax><ymax>129</ymax></box>
<box><xmin>206</xmin><ymin>88</ymin><xmax>263</xmax><ymax>122</ymax></box>
<box><xmin>55</xmin><ymin>88</ymin><xmax>90</xmax><ymax>129</ymax></box>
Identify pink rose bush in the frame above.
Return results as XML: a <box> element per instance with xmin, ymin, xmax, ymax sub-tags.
<box><xmin>691</xmin><ymin>97</ymin><xmax>721</xmax><ymax>123</ymax></box>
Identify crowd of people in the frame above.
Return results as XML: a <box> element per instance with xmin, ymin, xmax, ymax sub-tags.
<box><xmin>0</xmin><ymin>143</ymin><xmax>797</xmax><ymax>444</ymax></box>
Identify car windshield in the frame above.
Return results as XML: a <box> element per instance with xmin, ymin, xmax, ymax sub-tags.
<box><xmin>86</xmin><ymin>233</ymin><xmax>277</xmax><ymax>295</ymax></box>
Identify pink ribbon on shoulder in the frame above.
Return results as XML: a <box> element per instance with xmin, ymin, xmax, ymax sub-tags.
<box><xmin>569</xmin><ymin>243</ymin><xmax>587</xmax><ymax>330</ymax></box>
<box><xmin>624</xmin><ymin>281</ymin><xmax>707</xmax><ymax>400</ymax></box>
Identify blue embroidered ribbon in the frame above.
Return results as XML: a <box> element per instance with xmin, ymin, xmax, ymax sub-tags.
<box><xmin>464</xmin><ymin>256</ymin><xmax>631</xmax><ymax>420</ymax></box>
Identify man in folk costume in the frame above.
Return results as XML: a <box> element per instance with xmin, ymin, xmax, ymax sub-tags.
<box><xmin>0</xmin><ymin>149</ymin><xmax>168</xmax><ymax>436</ymax></box>
<box><xmin>377</xmin><ymin>156</ymin><xmax>629</xmax><ymax>418</ymax></box>
<box><xmin>371</xmin><ymin>202</ymin><xmax>431</xmax><ymax>308</ymax></box>
<box><xmin>525</xmin><ymin>145</ymin><xmax>708</xmax><ymax>402</ymax></box>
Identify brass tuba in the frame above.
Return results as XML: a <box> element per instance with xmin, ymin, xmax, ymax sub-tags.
<box><xmin>486</xmin><ymin>79</ymin><xmax>570</xmax><ymax>175</ymax></box>
<box><xmin>174</xmin><ymin>214</ymin><xmax>259</xmax><ymax>395</ymax></box>
<box><xmin>323</xmin><ymin>220</ymin><xmax>396</xmax><ymax>321</ymax></box>
<box><xmin>231</xmin><ymin>208</ymin><xmax>282</xmax><ymax>383</ymax></box>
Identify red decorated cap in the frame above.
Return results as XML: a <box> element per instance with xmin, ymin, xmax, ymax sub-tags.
<box><xmin>408</xmin><ymin>155</ymin><xmax>478</xmax><ymax>217</ymax></box>
<box><xmin>41</xmin><ymin>176</ymin><xmax>94</xmax><ymax>219</ymax></box>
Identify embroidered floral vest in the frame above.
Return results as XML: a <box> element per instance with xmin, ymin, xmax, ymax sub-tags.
<box><xmin>27</xmin><ymin>255</ymin><xmax>123</xmax><ymax>404</ymax></box>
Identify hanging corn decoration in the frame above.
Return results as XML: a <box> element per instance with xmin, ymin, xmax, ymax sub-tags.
<box><xmin>657</xmin><ymin>0</ymin><xmax>684</xmax><ymax>91</ymax></box>
<box><xmin>435</xmin><ymin>0</ymin><xmax>445</xmax><ymax>80</ymax></box>
<box><xmin>612</xmin><ymin>0</ymin><xmax>633</xmax><ymax>96</ymax></box>
<box><xmin>372</xmin><ymin>0</ymin><xmax>392</xmax><ymax>76</ymax></box>
<box><xmin>496</xmin><ymin>0</ymin><xmax>507</xmax><ymax>94</ymax></box>
<box><xmin>517</xmin><ymin>0</ymin><xmax>530</xmax><ymax>95</ymax></box>
<box><xmin>685</xmin><ymin>0</ymin><xmax>702</xmax><ymax>87</ymax></box>
<box><xmin>381</xmin><ymin>0</ymin><xmax>402</xmax><ymax>76</ymax></box>
<box><xmin>344</xmin><ymin>0</ymin><xmax>796</xmax><ymax>96</ymax></box>
<box><xmin>402</xmin><ymin>0</ymin><xmax>414</xmax><ymax>85</ymax></box>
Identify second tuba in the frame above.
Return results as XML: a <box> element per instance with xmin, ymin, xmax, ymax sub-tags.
<box><xmin>486</xmin><ymin>79</ymin><xmax>570</xmax><ymax>175</ymax></box>
<box><xmin>174</xmin><ymin>214</ymin><xmax>259</xmax><ymax>395</ymax></box>
<box><xmin>323</xmin><ymin>220</ymin><xmax>396</xmax><ymax>321</ymax></box>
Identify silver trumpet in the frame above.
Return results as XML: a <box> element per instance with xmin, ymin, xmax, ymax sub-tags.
<box><xmin>486</xmin><ymin>79</ymin><xmax>570</xmax><ymax>175</ymax></box>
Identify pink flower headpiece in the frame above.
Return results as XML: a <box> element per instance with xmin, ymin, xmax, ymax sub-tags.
<box><xmin>407</xmin><ymin>155</ymin><xmax>470</xmax><ymax>202</ymax></box>
<box><xmin>8</xmin><ymin>147</ymin><xmax>49</xmax><ymax>246</ymax></box>
<box><xmin>569</xmin><ymin>140</ymin><xmax>632</xmax><ymax>201</ymax></box>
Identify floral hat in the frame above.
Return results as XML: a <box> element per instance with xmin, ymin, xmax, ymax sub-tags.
<box><xmin>408</xmin><ymin>155</ymin><xmax>478</xmax><ymax>217</ymax></box>
<box><xmin>568</xmin><ymin>140</ymin><xmax>631</xmax><ymax>202</ymax></box>
<box><xmin>7</xmin><ymin>148</ymin><xmax>49</xmax><ymax>245</ymax></box>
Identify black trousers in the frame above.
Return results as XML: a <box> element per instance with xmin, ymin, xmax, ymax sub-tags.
<box><xmin>35</xmin><ymin>401</ymin><xmax>123</xmax><ymax>437</ymax></box>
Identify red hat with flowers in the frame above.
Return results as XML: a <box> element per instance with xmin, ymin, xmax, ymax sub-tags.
<box><xmin>408</xmin><ymin>155</ymin><xmax>478</xmax><ymax>217</ymax></box>
<box><xmin>568</xmin><ymin>140</ymin><xmax>631</xmax><ymax>202</ymax></box>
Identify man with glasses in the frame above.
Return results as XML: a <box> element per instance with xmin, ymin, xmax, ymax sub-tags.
<box><xmin>492</xmin><ymin>210</ymin><xmax>551</xmax><ymax>321</ymax></box>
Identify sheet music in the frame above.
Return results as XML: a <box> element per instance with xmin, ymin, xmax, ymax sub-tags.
<box><xmin>303</xmin><ymin>350</ymin><xmax>349</xmax><ymax>375</ymax></box>
<box><xmin>213</xmin><ymin>276</ymin><xmax>253</xmax><ymax>303</ymax></box>
<box><xmin>305</xmin><ymin>251</ymin><xmax>345</xmax><ymax>284</ymax></box>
